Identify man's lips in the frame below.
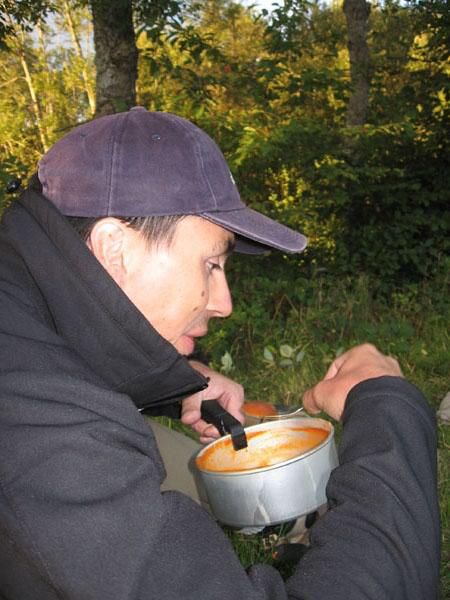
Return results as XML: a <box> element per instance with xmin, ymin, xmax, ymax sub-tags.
<box><xmin>179</xmin><ymin>331</ymin><xmax>207</xmax><ymax>355</ymax></box>
<box><xmin>178</xmin><ymin>330</ymin><xmax>207</xmax><ymax>351</ymax></box>
<box><xmin>185</xmin><ymin>328</ymin><xmax>208</xmax><ymax>339</ymax></box>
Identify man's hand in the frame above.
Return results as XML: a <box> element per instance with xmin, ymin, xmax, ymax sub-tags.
<box><xmin>303</xmin><ymin>343</ymin><xmax>403</xmax><ymax>421</ymax></box>
<box><xmin>182</xmin><ymin>361</ymin><xmax>245</xmax><ymax>443</ymax></box>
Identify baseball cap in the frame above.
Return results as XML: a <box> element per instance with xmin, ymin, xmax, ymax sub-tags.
<box><xmin>38</xmin><ymin>107</ymin><xmax>307</xmax><ymax>254</ymax></box>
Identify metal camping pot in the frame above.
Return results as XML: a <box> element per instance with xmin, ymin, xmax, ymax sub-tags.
<box><xmin>195</xmin><ymin>413</ymin><xmax>338</xmax><ymax>528</ymax></box>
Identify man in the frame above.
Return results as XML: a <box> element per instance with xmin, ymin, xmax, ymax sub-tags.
<box><xmin>0</xmin><ymin>107</ymin><xmax>439</xmax><ymax>599</ymax></box>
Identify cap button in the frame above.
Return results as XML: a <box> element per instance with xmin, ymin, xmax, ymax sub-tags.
<box><xmin>130</xmin><ymin>106</ymin><xmax>146</xmax><ymax>111</ymax></box>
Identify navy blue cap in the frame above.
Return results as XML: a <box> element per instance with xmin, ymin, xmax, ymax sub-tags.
<box><xmin>38</xmin><ymin>107</ymin><xmax>307</xmax><ymax>254</ymax></box>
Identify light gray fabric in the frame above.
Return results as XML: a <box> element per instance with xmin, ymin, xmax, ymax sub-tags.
<box><xmin>147</xmin><ymin>419</ymin><xmax>210</xmax><ymax>510</ymax></box>
<box><xmin>437</xmin><ymin>391</ymin><xmax>450</xmax><ymax>422</ymax></box>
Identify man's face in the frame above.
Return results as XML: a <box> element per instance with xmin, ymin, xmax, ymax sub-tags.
<box><xmin>118</xmin><ymin>216</ymin><xmax>234</xmax><ymax>355</ymax></box>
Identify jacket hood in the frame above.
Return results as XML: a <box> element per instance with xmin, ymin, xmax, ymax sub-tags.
<box><xmin>0</xmin><ymin>183</ymin><xmax>208</xmax><ymax>410</ymax></box>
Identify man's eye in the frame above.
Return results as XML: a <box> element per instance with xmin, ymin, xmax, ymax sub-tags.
<box><xmin>207</xmin><ymin>261</ymin><xmax>222</xmax><ymax>272</ymax></box>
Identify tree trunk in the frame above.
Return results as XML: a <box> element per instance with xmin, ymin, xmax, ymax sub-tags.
<box><xmin>343</xmin><ymin>0</ymin><xmax>371</xmax><ymax>127</ymax></box>
<box><xmin>89</xmin><ymin>0</ymin><xmax>137</xmax><ymax>117</ymax></box>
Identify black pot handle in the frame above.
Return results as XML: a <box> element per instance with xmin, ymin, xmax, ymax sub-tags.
<box><xmin>201</xmin><ymin>399</ymin><xmax>248</xmax><ymax>451</ymax></box>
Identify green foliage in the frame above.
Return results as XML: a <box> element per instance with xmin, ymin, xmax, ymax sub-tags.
<box><xmin>219</xmin><ymin>350</ymin><xmax>234</xmax><ymax>374</ymax></box>
<box><xmin>333</xmin><ymin>124</ymin><xmax>449</xmax><ymax>282</ymax></box>
<box><xmin>200</xmin><ymin>258</ymin><xmax>450</xmax><ymax>395</ymax></box>
<box><xmin>0</xmin><ymin>0</ymin><xmax>95</xmax><ymax>211</ymax></box>
<box><xmin>263</xmin><ymin>343</ymin><xmax>306</xmax><ymax>369</ymax></box>
<box><xmin>0</xmin><ymin>0</ymin><xmax>55</xmax><ymax>48</ymax></box>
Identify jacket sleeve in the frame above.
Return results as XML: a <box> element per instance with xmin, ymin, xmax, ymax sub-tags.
<box><xmin>141</xmin><ymin>400</ymin><xmax>182</xmax><ymax>419</ymax></box>
<box><xmin>285</xmin><ymin>375</ymin><xmax>440</xmax><ymax>599</ymax></box>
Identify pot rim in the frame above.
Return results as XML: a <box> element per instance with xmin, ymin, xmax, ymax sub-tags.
<box><xmin>195</xmin><ymin>416</ymin><xmax>335</xmax><ymax>476</ymax></box>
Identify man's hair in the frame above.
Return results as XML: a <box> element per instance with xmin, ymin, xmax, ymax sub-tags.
<box><xmin>29</xmin><ymin>173</ymin><xmax>186</xmax><ymax>248</ymax></box>
<box><xmin>66</xmin><ymin>215</ymin><xmax>186</xmax><ymax>247</ymax></box>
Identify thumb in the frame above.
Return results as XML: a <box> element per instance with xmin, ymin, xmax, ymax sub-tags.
<box><xmin>302</xmin><ymin>386</ymin><xmax>322</xmax><ymax>415</ymax></box>
<box><xmin>303</xmin><ymin>376</ymin><xmax>348</xmax><ymax>422</ymax></box>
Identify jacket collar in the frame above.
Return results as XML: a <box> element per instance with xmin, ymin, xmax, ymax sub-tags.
<box><xmin>8</xmin><ymin>185</ymin><xmax>208</xmax><ymax>410</ymax></box>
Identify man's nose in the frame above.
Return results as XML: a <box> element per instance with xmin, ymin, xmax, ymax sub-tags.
<box><xmin>207</xmin><ymin>274</ymin><xmax>233</xmax><ymax>318</ymax></box>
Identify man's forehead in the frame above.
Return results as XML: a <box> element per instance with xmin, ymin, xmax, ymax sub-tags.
<box><xmin>188</xmin><ymin>215</ymin><xmax>235</xmax><ymax>253</ymax></box>
<box><xmin>172</xmin><ymin>215</ymin><xmax>235</xmax><ymax>254</ymax></box>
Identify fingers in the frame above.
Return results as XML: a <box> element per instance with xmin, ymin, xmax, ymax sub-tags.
<box><xmin>302</xmin><ymin>387</ymin><xmax>322</xmax><ymax>416</ymax></box>
<box><xmin>181</xmin><ymin>396</ymin><xmax>221</xmax><ymax>441</ymax></box>
<box><xmin>198</xmin><ymin>425</ymin><xmax>221</xmax><ymax>445</ymax></box>
<box><xmin>322</xmin><ymin>359</ymin><xmax>339</xmax><ymax>381</ymax></box>
<box><xmin>184</xmin><ymin>362</ymin><xmax>246</xmax><ymax>444</ymax></box>
<box><xmin>303</xmin><ymin>344</ymin><xmax>403</xmax><ymax>422</ymax></box>
<box><xmin>303</xmin><ymin>376</ymin><xmax>351</xmax><ymax>421</ymax></box>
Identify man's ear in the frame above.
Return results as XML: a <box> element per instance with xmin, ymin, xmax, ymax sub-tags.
<box><xmin>87</xmin><ymin>218</ymin><xmax>127</xmax><ymax>285</ymax></box>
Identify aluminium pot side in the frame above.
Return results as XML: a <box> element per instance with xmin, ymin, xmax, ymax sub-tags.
<box><xmin>195</xmin><ymin>417</ymin><xmax>338</xmax><ymax>528</ymax></box>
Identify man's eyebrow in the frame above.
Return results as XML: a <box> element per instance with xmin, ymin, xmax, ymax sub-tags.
<box><xmin>212</xmin><ymin>237</ymin><xmax>236</xmax><ymax>255</ymax></box>
<box><xmin>225</xmin><ymin>238</ymin><xmax>236</xmax><ymax>255</ymax></box>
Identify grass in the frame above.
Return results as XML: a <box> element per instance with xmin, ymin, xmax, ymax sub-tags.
<box><xmin>161</xmin><ymin>268</ymin><xmax>450</xmax><ymax>595</ymax></box>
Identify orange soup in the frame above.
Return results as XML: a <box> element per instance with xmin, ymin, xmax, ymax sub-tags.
<box><xmin>243</xmin><ymin>402</ymin><xmax>278</xmax><ymax>417</ymax></box>
<box><xmin>196</xmin><ymin>426</ymin><xmax>329</xmax><ymax>473</ymax></box>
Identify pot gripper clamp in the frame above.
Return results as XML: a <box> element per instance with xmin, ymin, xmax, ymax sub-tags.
<box><xmin>201</xmin><ymin>399</ymin><xmax>248</xmax><ymax>451</ymax></box>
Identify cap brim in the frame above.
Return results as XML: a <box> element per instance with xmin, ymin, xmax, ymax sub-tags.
<box><xmin>202</xmin><ymin>207</ymin><xmax>307</xmax><ymax>254</ymax></box>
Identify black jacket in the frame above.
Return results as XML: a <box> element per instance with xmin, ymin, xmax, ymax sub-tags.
<box><xmin>0</xmin><ymin>187</ymin><xmax>440</xmax><ymax>599</ymax></box>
